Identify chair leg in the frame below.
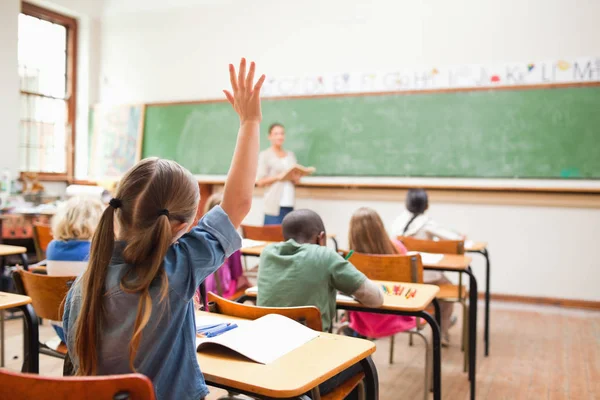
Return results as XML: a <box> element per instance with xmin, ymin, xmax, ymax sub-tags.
<box><xmin>410</xmin><ymin>330</ymin><xmax>431</xmax><ymax>400</ymax></box>
<box><xmin>389</xmin><ymin>335</ymin><xmax>395</xmax><ymax>364</ymax></box>
<box><xmin>357</xmin><ymin>380</ymin><xmax>366</xmax><ymax>400</ymax></box>
<box><xmin>310</xmin><ymin>387</ymin><xmax>322</xmax><ymax>400</ymax></box>
<box><xmin>409</xmin><ymin>331</ymin><xmax>414</xmax><ymax>346</ymax></box>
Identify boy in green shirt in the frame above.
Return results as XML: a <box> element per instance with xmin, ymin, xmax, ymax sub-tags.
<box><xmin>257</xmin><ymin>209</ymin><xmax>383</xmax><ymax>332</ymax></box>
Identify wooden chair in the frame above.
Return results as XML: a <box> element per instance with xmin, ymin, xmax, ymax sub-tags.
<box><xmin>397</xmin><ymin>236</ymin><xmax>469</xmax><ymax>371</ymax></box>
<box><xmin>348</xmin><ymin>252</ymin><xmax>431</xmax><ymax>400</ymax></box>
<box><xmin>240</xmin><ymin>224</ymin><xmax>284</xmax><ymax>242</ymax></box>
<box><xmin>0</xmin><ymin>368</ymin><xmax>155</xmax><ymax>400</ymax></box>
<box><xmin>207</xmin><ymin>293</ymin><xmax>365</xmax><ymax>400</ymax></box>
<box><xmin>32</xmin><ymin>223</ymin><xmax>53</xmax><ymax>261</ymax></box>
<box><xmin>12</xmin><ymin>270</ymin><xmax>76</xmax><ymax>359</ymax></box>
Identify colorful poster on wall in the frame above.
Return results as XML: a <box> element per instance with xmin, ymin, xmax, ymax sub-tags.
<box><xmin>261</xmin><ymin>56</ymin><xmax>600</xmax><ymax>97</ymax></box>
<box><xmin>89</xmin><ymin>104</ymin><xmax>145</xmax><ymax>179</ymax></box>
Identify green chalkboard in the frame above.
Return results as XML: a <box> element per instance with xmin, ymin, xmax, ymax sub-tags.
<box><xmin>142</xmin><ymin>86</ymin><xmax>600</xmax><ymax>178</ymax></box>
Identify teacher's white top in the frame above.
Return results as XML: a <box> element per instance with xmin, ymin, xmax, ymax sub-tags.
<box><xmin>257</xmin><ymin>148</ymin><xmax>297</xmax><ymax>216</ymax></box>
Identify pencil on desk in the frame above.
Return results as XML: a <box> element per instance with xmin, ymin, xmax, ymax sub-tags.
<box><xmin>410</xmin><ymin>289</ymin><xmax>417</xmax><ymax>298</ymax></box>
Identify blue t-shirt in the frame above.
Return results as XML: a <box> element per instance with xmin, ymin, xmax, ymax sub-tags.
<box><xmin>63</xmin><ymin>206</ymin><xmax>242</xmax><ymax>400</ymax></box>
<box><xmin>46</xmin><ymin>240</ymin><xmax>90</xmax><ymax>262</ymax></box>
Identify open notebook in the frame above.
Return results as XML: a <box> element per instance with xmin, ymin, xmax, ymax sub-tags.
<box><xmin>196</xmin><ymin>314</ymin><xmax>319</xmax><ymax>364</ymax></box>
<box><xmin>407</xmin><ymin>251</ymin><xmax>444</xmax><ymax>265</ymax></box>
<box><xmin>241</xmin><ymin>238</ymin><xmax>267</xmax><ymax>248</ymax></box>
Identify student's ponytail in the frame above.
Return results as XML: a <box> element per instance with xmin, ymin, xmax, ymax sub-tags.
<box><xmin>403</xmin><ymin>189</ymin><xmax>429</xmax><ymax>235</ymax></box>
<box><xmin>121</xmin><ymin>211</ymin><xmax>173</xmax><ymax>371</ymax></box>
<box><xmin>74</xmin><ymin>201</ymin><xmax>118</xmax><ymax>375</ymax></box>
<box><xmin>402</xmin><ymin>213</ymin><xmax>421</xmax><ymax>235</ymax></box>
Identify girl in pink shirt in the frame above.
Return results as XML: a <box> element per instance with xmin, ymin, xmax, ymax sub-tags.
<box><xmin>347</xmin><ymin>207</ymin><xmax>416</xmax><ymax>338</ymax></box>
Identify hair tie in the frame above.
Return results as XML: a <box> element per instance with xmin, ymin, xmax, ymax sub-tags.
<box><xmin>109</xmin><ymin>198</ymin><xmax>122</xmax><ymax>209</ymax></box>
<box><xmin>158</xmin><ymin>209</ymin><xmax>170</xmax><ymax>217</ymax></box>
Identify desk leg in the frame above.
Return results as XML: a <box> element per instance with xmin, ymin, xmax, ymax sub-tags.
<box><xmin>431</xmin><ymin>298</ymin><xmax>441</xmax><ymax>328</ymax></box>
<box><xmin>481</xmin><ymin>249</ymin><xmax>491</xmax><ymax>357</ymax></box>
<box><xmin>20</xmin><ymin>253</ymin><xmax>29</xmax><ymax>271</ymax></box>
<box><xmin>0</xmin><ymin>310</ymin><xmax>4</xmax><ymax>367</ymax></box>
<box><xmin>20</xmin><ymin>303</ymin><xmax>39</xmax><ymax>373</ymax></box>
<box><xmin>359</xmin><ymin>356</ymin><xmax>379</xmax><ymax>400</ymax></box>
<box><xmin>418</xmin><ymin>311</ymin><xmax>441</xmax><ymax>400</ymax></box>
<box><xmin>465</xmin><ymin>267</ymin><xmax>478</xmax><ymax>400</ymax></box>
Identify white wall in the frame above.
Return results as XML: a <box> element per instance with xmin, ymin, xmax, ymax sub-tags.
<box><xmin>97</xmin><ymin>0</ymin><xmax>600</xmax><ymax>301</ymax></box>
<box><xmin>98</xmin><ymin>0</ymin><xmax>600</xmax><ymax>103</ymax></box>
<box><xmin>0</xmin><ymin>0</ymin><xmax>21</xmax><ymax>177</ymax></box>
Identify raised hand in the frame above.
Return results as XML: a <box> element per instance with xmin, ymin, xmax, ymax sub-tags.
<box><xmin>224</xmin><ymin>58</ymin><xmax>266</xmax><ymax>124</ymax></box>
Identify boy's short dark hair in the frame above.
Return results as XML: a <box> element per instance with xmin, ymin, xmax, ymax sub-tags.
<box><xmin>406</xmin><ymin>188</ymin><xmax>429</xmax><ymax>215</ymax></box>
<box><xmin>282</xmin><ymin>209</ymin><xmax>325</xmax><ymax>243</ymax></box>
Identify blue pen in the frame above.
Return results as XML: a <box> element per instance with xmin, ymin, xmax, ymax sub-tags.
<box><xmin>205</xmin><ymin>323</ymin><xmax>238</xmax><ymax>338</ymax></box>
<box><xmin>196</xmin><ymin>323</ymin><xmax>223</xmax><ymax>333</ymax></box>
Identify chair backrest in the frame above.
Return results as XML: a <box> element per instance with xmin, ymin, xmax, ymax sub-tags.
<box><xmin>241</xmin><ymin>224</ymin><xmax>284</xmax><ymax>242</ymax></box>
<box><xmin>12</xmin><ymin>269</ymin><xmax>75</xmax><ymax>321</ymax></box>
<box><xmin>0</xmin><ymin>369</ymin><xmax>155</xmax><ymax>400</ymax></box>
<box><xmin>397</xmin><ymin>236</ymin><xmax>465</xmax><ymax>255</ymax></box>
<box><xmin>207</xmin><ymin>292</ymin><xmax>323</xmax><ymax>331</ymax></box>
<box><xmin>348</xmin><ymin>252</ymin><xmax>424</xmax><ymax>283</ymax></box>
<box><xmin>33</xmin><ymin>222</ymin><xmax>53</xmax><ymax>252</ymax></box>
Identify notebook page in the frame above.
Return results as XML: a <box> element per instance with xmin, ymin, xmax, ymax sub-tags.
<box><xmin>197</xmin><ymin>314</ymin><xmax>319</xmax><ymax>364</ymax></box>
<box><xmin>241</xmin><ymin>238</ymin><xmax>267</xmax><ymax>248</ymax></box>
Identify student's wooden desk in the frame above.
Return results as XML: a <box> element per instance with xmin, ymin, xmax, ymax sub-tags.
<box><xmin>0</xmin><ymin>244</ymin><xmax>29</xmax><ymax>269</ymax></box>
<box><xmin>465</xmin><ymin>241</ymin><xmax>492</xmax><ymax>357</ymax></box>
<box><xmin>240</xmin><ymin>282</ymin><xmax>444</xmax><ymax>400</ymax></box>
<box><xmin>0</xmin><ymin>292</ymin><xmax>38</xmax><ymax>373</ymax></box>
<box><xmin>195</xmin><ymin>311</ymin><xmax>378</xmax><ymax>399</ymax></box>
<box><xmin>241</xmin><ymin>243</ymin><xmax>268</xmax><ymax>257</ymax></box>
<box><xmin>422</xmin><ymin>254</ymin><xmax>478</xmax><ymax>400</ymax></box>
<box><xmin>239</xmin><ymin>244</ymin><xmax>479</xmax><ymax>400</ymax></box>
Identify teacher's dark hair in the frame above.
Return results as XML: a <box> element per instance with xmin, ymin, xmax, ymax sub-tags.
<box><xmin>282</xmin><ymin>209</ymin><xmax>325</xmax><ymax>244</ymax></box>
<box><xmin>268</xmin><ymin>123</ymin><xmax>284</xmax><ymax>135</ymax></box>
<box><xmin>403</xmin><ymin>189</ymin><xmax>429</xmax><ymax>234</ymax></box>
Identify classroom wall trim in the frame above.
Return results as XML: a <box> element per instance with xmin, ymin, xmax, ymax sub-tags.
<box><xmin>481</xmin><ymin>293</ymin><xmax>600</xmax><ymax>311</ymax></box>
<box><xmin>259</xmin><ymin>57</ymin><xmax>600</xmax><ymax>97</ymax></box>
<box><xmin>204</xmin><ymin>182</ymin><xmax>600</xmax><ymax>209</ymax></box>
<box><xmin>147</xmin><ymin>81</ymin><xmax>600</xmax><ymax>107</ymax></box>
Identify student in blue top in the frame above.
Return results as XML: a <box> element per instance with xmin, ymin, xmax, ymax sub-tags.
<box><xmin>46</xmin><ymin>195</ymin><xmax>104</xmax><ymax>342</ymax></box>
<box><xmin>63</xmin><ymin>58</ymin><xmax>266</xmax><ymax>400</ymax></box>
<box><xmin>46</xmin><ymin>196</ymin><xmax>104</xmax><ymax>278</ymax></box>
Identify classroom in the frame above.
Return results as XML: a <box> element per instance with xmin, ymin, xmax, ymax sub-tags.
<box><xmin>0</xmin><ymin>0</ymin><xmax>598</xmax><ymax>399</ymax></box>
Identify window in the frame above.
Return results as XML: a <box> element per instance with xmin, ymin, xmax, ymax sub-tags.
<box><xmin>18</xmin><ymin>2</ymin><xmax>77</xmax><ymax>180</ymax></box>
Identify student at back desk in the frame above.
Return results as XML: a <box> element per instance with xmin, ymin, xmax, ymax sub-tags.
<box><xmin>257</xmin><ymin>209</ymin><xmax>383</xmax><ymax>399</ymax></box>
<box><xmin>46</xmin><ymin>196</ymin><xmax>104</xmax><ymax>343</ymax></box>
<box><xmin>345</xmin><ymin>207</ymin><xmax>416</xmax><ymax>338</ymax></box>
<box><xmin>391</xmin><ymin>188</ymin><xmax>459</xmax><ymax>345</ymax></box>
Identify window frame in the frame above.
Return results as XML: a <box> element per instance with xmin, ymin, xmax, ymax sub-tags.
<box><xmin>19</xmin><ymin>1</ymin><xmax>77</xmax><ymax>182</ymax></box>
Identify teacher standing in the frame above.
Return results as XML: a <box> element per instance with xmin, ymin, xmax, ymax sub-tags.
<box><xmin>256</xmin><ymin>123</ymin><xmax>300</xmax><ymax>225</ymax></box>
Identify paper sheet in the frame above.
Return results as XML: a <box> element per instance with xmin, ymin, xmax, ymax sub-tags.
<box><xmin>197</xmin><ymin>314</ymin><xmax>319</xmax><ymax>364</ymax></box>
<box><xmin>241</xmin><ymin>238</ymin><xmax>267</xmax><ymax>248</ymax></box>
<box><xmin>410</xmin><ymin>251</ymin><xmax>444</xmax><ymax>264</ymax></box>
